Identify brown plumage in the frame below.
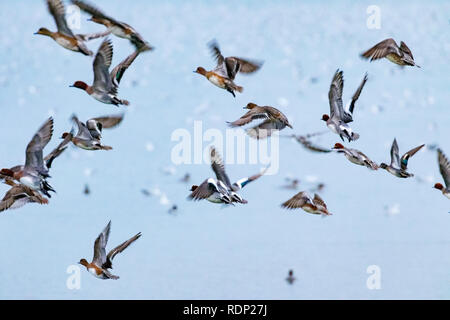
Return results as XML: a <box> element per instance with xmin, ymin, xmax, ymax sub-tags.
<box><xmin>361</xmin><ymin>38</ymin><xmax>420</xmax><ymax>67</ymax></box>
<box><xmin>228</xmin><ymin>103</ymin><xmax>292</xmax><ymax>139</ymax></box>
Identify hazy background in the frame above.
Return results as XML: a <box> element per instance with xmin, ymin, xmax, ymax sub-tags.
<box><xmin>0</xmin><ymin>0</ymin><xmax>449</xmax><ymax>299</ymax></box>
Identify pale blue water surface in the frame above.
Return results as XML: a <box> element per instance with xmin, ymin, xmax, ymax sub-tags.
<box><xmin>0</xmin><ymin>0</ymin><xmax>449</xmax><ymax>299</ymax></box>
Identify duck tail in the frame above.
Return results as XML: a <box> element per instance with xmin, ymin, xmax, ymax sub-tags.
<box><xmin>235</xmin><ymin>85</ymin><xmax>243</xmax><ymax>93</ymax></box>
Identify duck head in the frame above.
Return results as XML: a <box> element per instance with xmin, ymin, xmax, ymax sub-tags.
<box><xmin>244</xmin><ymin>102</ymin><xmax>257</xmax><ymax>110</ymax></box>
<box><xmin>190</xmin><ymin>185</ymin><xmax>198</xmax><ymax>192</ymax></box>
<box><xmin>0</xmin><ymin>168</ymin><xmax>14</xmax><ymax>178</ymax></box>
<box><xmin>78</xmin><ymin>259</ymin><xmax>89</xmax><ymax>267</ymax></box>
<box><xmin>321</xmin><ymin>114</ymin><xmax>330</xmax><ymax>121</ymax></box>
<box><xmin>379</xmin><ymin>163</ymin><xmax>388</xmax><ymax>169</ymax></box>
<box><xmin>332</xmin><ymin>143</ymin><xmax>345</xmax><ymax>150</ymax></box>
<box><xmin>88</xmin><ymin>16</ymin><xmax>110</xmax><ymax>27</ymax></box>
<box><xmin>34</xmin><ymin>27</ymin><xmax>52</xmax><ymax>37</ymax></box>
<box><xmin>193</xmin><ymin>67</ymin><xmax>207</xmax><ymax>76</ymax></box>
<box><xmin>70</xmin><ymin>81</ymin><xmax>89</xmax><ymax>91</ymax></box>
<box><xmin>434</xmin><ymin>183</ymin><xmax>444</xmax><ymax>191</ymax></box>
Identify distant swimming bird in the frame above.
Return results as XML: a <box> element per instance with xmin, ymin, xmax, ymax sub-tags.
<box><xmin>322</xmin><ymin>70</ymin><xmax>367</xmax><ymax>142</ymax></box>
<box><xmin>70</xmin><ymin>39</ymin><xmax>140</xmax><ymax>106</ymax></box>
<box><xmin>72</xmin><ymin>0</ymin><xmax>153</xmax><ymax>52</ymax></box>
<box><xmin>83</xmin><ymin>184</ymin><xmax>90</xmax><ymax>195</ymax></box>
<box><xmin>361</xmin><ymin>38</ymin><xmax>420</xmax><ymax>68</ymax></box>
<box><xmin>228</xmin><ymin>103</ymin><xmax>292</xmax><ymax>139</ymax></box>
<box><xmin>283</xmin><ymin>131</ymin><xmax>331</xmax><ymax>153</ymax></box>
<box><xmin>434</xmin><ymin>149</ymin><xmax>450</xmax><ymax>199</ymax></box>
<box><xmin>180</xmin><ymin>173</ymin><xmax>191</xmax><ymax>183</ymax></box>
<box><xmin>168</xmin><ymin>204</ymin><xmax>178</xmax><ymax>215</ymax></box>
<box><xmin>286</xmin><ymin>270</ymin><xmax>296</xmax><ymax>285</ymax></box>
<box><xmin>189</xmin><ymin>147</ymin><xmax>268</xmax><ymax>204</ymax></box>
<box><xmin>79</xmin><ymin>221</ymin><xmax>141</xmax><ymax>280</ymax></box>
<box><xmin>379</xmin><ymin>138</ymin><xmax>425</xmax><ymax>178</ymax></box>
<box><xmin>281</xmin><ymin>191</ymin><xmax>331</xmax><ymax>216</ymax></box>
<box><xmin>0</xmin><ymin>179</ymin><xmax>49</xmax><ymax>213</ymax></box>
<box><xmin>332</xmin><ymin>143</ymin><xmax>378</xmax><ymax>170</ymax></box>
<box><xmin>281</xmin><ymin>178</ymin><xmax>300</xmax><ymax>190</ymax></box>
<box><xmin>0</xmin><ymin>118</ymin><xmax>55</xmax><ymax>197</ymax></box>
<box><xmin>62</xmin><ymin>114</ymin><xmax>123</xmax><ymax>150</ymax></box>
<box><xmin>35</xmin><ymin>0</ymin><xmax>107</xmax><ymax>55</ymax></box>
<box><xmin>194</xmin><ymin>40</ymin><xmax>263</xmax><ymax>97</ymax></box>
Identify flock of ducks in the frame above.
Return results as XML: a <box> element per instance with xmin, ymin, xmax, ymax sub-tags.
<box><xmin>1</xmin><ymin>0</ymin><xmax>449</xmax><ymax>281</ymax></box>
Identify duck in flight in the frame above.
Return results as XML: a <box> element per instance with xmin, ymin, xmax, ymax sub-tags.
<box><xmin>35</xmin><ymin>0</ymin><xmax>107</xmax><ymax>55</ymax></box>
<box><xmin>379</xmin><ymin>138</ymin><xmax>425</xmax><ymax>178</ymax></box>
<box><xmin>189</xmin><ymin>147</ymin><xmax>268</xmax><ymax>204</ymax></box>
<box><xmin>194</xmin><ymin>40</ymin><xmax>263</xmax><ymax>97</ymax></box>
<box><xmin>79</xmin><ymin>221</ymin><xmax>141</xmax><ymax>280</ymax></box>
<box><xmin>361</xmin><ymin>38</ymin><xmax>420</xmax><ymax>68</ymax></box>
<box><xmin>61</xmin><ymin>114</ymin><xmax>124</xmax><ymax>151</ymax></box>
<box><xmin>0</xmin><ymin>118</ymin><xmax>58</xmax><ymax>198</ymax></box>
<box><xmin>228</xmin><ymin>103</ymin><xmax>292</xmax><ymax>139</ymax></box>
<box><xmin>70</xmin><ymin>39</ymin><xmax>141</xmax><ymax>106</ymax></box>
<box><xmin>434</xmin><ymin>149</ymin><xmax>450</xmax><ymax>199</ymax></box>
<box><xmin>71</xmin><ymin>0</ymin><xmax>153</xmax><ymax>52</ymax></box>
<box><xmin>322</xmin><ymin>70</ymin><xmax>367</xmax><ymax>142</ymax></box>
<box><xmin>281</xmin><ymin>191</ymin><xmax>331</xmax><ymax>216</ymax></box>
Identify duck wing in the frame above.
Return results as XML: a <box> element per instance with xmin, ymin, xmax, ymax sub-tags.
<box><xmin>44</xmin><ymin>131</ymin><xmax>72</xmax><ymax>169</ymax></box>
<box><xmin>25</xmin><ymin>117</ymin><xmax>54</xmax><ymax>175</ymax></box>
<box><xmin>72</xmin><ymin>115</ymin><xmax>94</xmax><ymax>140</ymax></box>
<box><xmin>188</xmin><ymin>179</ymin><xmax>218</xmax><ymax>200</ymax></box>
<box><xmin>92</xmin><ymin>221</ymin><xmax>111</xmax><ymax>266</ymax></box>
<box><xmin>91</xmin><ymin>114</ymin><xmax>125</xmax><ymax>129</ymax></box>
<box><xmin>400</xmin><ymin>144</ymin><xmax>424</xmax><ymax>170</ymax></box>
<box><xmin>313</xmin><ymin>193</ymin><xmax>327</xmax><ymax>209</ymax></box>
<box><xmin>328</xmin><ymin>70</ymin><xmax>345</xmax><ymax>121</ymax></box>
<box><xmin>281</xmin><ymin>191</ymin><xmax>312</xmax><ymax>209</ymax></box>
<box><xmin>348</xmin><ymin>73</ymin><xmax>368</xmax><ymax>117</ymax></box>
<box><xmin>210</xmin><ymin>147</ymin><xmax>233</xmax><ymax>190</ymax></box>
<box><xmin>71</xmin><ymin>0</ymin><xmax>119</xmax><ymax>25</ymax></box>
<box><xmin>232</xmin><ymin>166</ymin><xmax>269</xmax><ymax>191</ymax></box>
<box><xmin>399</xmin><ymin>41</ymin><xmax>413</xmax><ymax>59</ymax></box>
<box><xmin>110</xmin><ymin>50</ymin><xmax>140</xmax><ymax>93</ymax></box>
<box><xmin>93</xmin><ymin>39</ymin><xmax>114</xmax><ymax>93</ymax></box>
<box><xmin>389</xmin><ymin>138</ymin><xmax>401</xmax><ymax>168</ymax></box>
<box><xmin>103</xmin><ymin>232</ymin><xmax>141</xmax><ymax>269</ymax></box>
<box><xmin>47</xmin><ymin>0</ymin><xmax>74</xmax><ymax>37</ymax></box>
<box><xmin>361</xmin><ymin>38</ymin><xmax>399</xmax><ymax>61</ymax></box>
<box><xmin>437</xmin><ymin>149</ymin><xmax>450</xmax><ymax>188</ymax></box>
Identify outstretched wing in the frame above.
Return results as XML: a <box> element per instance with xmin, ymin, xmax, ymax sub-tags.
<box><xmin>232</xmin><ymin>166</ymin><xmax>269</xmax><ymax>191</ymax></box>
<box><xmin>91</xmin><ymin>114</ymin><xmax>125</xmax><ymax>129</ymax></box>
<box><xmin>210</xmin><ymin>147</ymin><xmax>233</xmax><ymax>190</ymax></box>
<box><xmin>400</xmin><ymin>144</ymin><xmax>424</xmax><ymax>170</ymax></box>
<box><xmin>110</xmin><ymin>50</ymin><xmax>140</xmax><ymax>93</ymax></box>
<box><xmin>188</xmin><ymin>179</ymin><xmax>217</xmax><ymax>201</ymax></box>
<box><xmin>103</xmin><ymin>232</ymin><xmax>141</xmax><ymax>269</ymax></box>
<box><xmin>281</xmin><ymin>191</ymin><xmax>311</xmax><ymax>209</ymax></box>
<box><xmin>44</xmin><ymin>131</ymin><xmax>72</xmax><ymax>169</ymax></box>
<box><xmin>348</xmin><ymin>73</ymin><xmax>368</xmax><ymax>117</ymax></box>
<box><xmin>399</xmin><ymin>41</ymin><xmax>413</xmax><ymax>59</ymax></box>
<box><xmin>93</xmin><ymin>39</ymin><xmax>114</xmax><ymax>93</ymax></box>
<box><xmin>25</xmin><ymin>117</ymin><xmax>54</xmax><ymax>174</ymax></box>
<box><xmin>72</xmin><ymin>115</ymin><xmax>94</xmax><ymax>140</ymax></box>
<box><xmin>92</xmin><ymin>221</ymin><xmax>111</xmax><ymax>266</ymax></box>
<box><xmin>47</xmin><ymin>0</ymin><xmax>74</xmax><ymax>37</ymax></box>
<box><xmin>313</xmin><ymin>193</ymin><xmax>327</xmax><ymax>209</ymax></box>
<box><xmin>390</xmin><ymin>138</ymin><xmax>401</xmax><ymax>168</ymax></box>
<box><xmin>328</xmin><ymin>70</ymin><xmax>344</xmax><ymax>120</ymax></box>
<box><xmin>361</xmin><ymin>38</ymin><xmax>399</xmax><ymax>61</ymax></box>
<box><xmin>437</xmin><ymin>149</ymin><xmax>450</xmax><ymax>188</ymax></box>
